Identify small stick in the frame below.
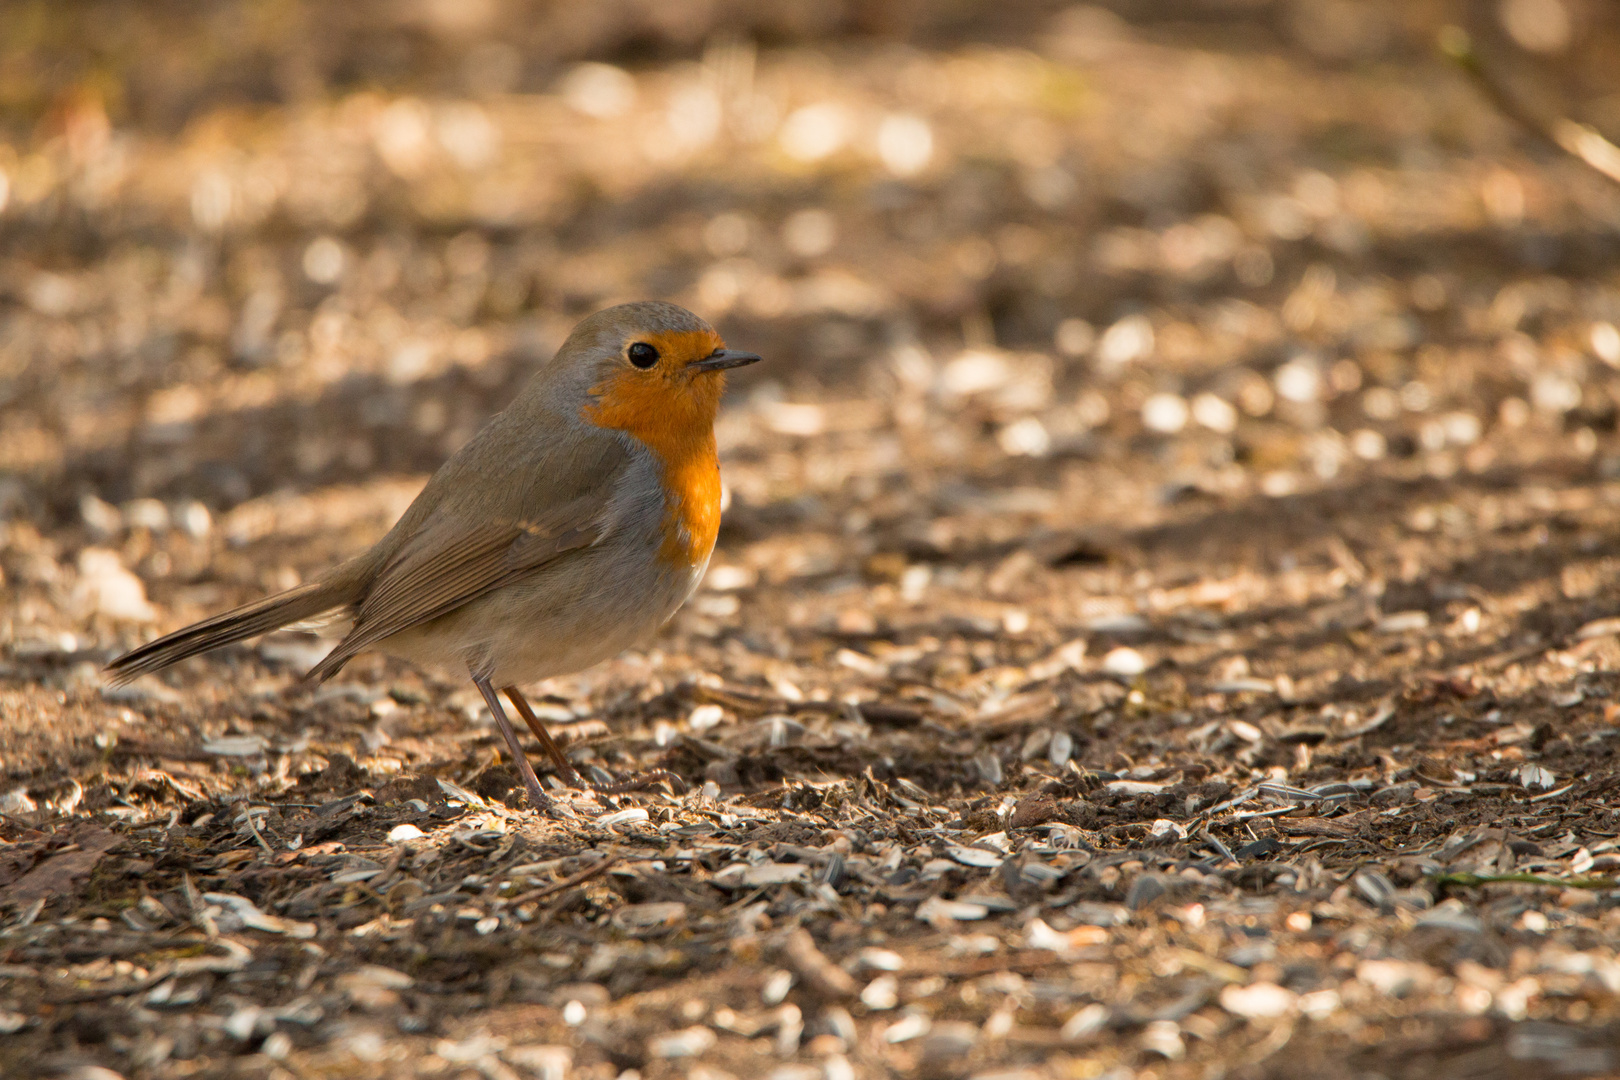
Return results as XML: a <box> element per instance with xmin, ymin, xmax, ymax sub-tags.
<box><xmin>1442</xmin><ymin>25</ymin><xmax>1620</xmax><ymax>188</ymax></box>
<box><xmin>505</xmin><ymin>854</ymin><xmax>619</xmax><ymax>906</ymax></box>
<box><xmin>238</xmin><ymin>803</ymin><xmax>276</xmax><ymax>858</ymax></box>
<box><xmin>182</xmin><ymin>872</ymin><xmax>218</xmax><ymax>940</ymax></box>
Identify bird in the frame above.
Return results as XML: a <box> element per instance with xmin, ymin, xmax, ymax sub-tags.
<box><xmin>108</xmin><ymin>301</ymin><xmax>761</xmax><ymax>813</ymax></box>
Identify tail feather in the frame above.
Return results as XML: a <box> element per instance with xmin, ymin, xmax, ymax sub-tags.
<box><xmin>106</xmin><ymin>571</ymin><xmax>364</xmax><ymax>684</ymax></box>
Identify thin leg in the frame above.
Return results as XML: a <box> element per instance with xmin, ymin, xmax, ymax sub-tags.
<box><xmin>472</xmin><ymin>672</ymin><xmax>555</xmax><ymax>813</ymax></box>
<box><xmin>504</xmin><ymin>686</ymin><xmax>688</xmax><ymax>796</ymax></box>
<box><xmin>504</xmin><ymin>686</ymin><xmax>585</xmax><ymax>785</ymax></box>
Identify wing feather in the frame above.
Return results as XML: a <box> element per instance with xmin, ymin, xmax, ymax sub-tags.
<box><xmin>306</xmin><ymin>489</ymin><xmax>612</xmax><ymax>681</ymax></box>
<box><xmin>301</xmin><ymin>398</ymin><xmax>636</xmax><ymax>682</ymax></box>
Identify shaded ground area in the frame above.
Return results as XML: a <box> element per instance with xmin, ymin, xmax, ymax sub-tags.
<box><xmin>6</xmin><ymin>3</ymin><xmax>1620</xmax><ymax>1078</ymax></box>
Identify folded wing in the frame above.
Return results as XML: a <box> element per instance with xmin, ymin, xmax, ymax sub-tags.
<box><xmin>305</xmin><ymin>488</ymin><xmax>612</xmax><ymax>682</ymax></box>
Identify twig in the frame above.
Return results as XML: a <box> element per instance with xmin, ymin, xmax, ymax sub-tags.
<box><xmin>46</xmin><ymin>965</ymin><xmax>176</xmax><ymax>1004</ymax></box>
<box><xmin>1441</xmin><ymin>25</ymin><xmax>1620</xmax><ymax>188</ymax></box>
<box><xmin>11</xmin><ymin>898</ymin><xmax>46</xmax><ymax>929</ymax></box>
<box><xmin>1432</xmin><ymin>871</ymin><xmax>1619</xmax><ymax>890</ymax></box>
<box><xmin>182</xmin><ymin>872</ymin><xmax>218</xmax><ymax>940</ymax></box>
<box><xmin>236</xmin><ymin>802</ymin><xmax>276</xmax><ymax>858</ymax></box>
<box><xmin>1550</xmin><ymin>119</ymin><xmax>1620</xmax><ymax>186</ymax></box>
<box><xmin>504</xmin><ymin>855</ymin><xmax>619</xmax><ymax>906</ymax></box>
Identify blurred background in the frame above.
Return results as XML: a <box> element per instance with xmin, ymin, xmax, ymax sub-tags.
<box><xmin>5</xmin><ymin>0</ymin><xmax>1620</xmax><ymax>729</ymax></box>
<box><xmin>12</xmin><ymin>5</ymin><xmax>1620</xmax><ymax>1076</ymax></box>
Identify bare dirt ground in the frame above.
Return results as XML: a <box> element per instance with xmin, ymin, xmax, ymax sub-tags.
<box><xmin>7</xmin><ymin>3</ymin><xmax>1620</xmax><ymax>1078</ymax></box>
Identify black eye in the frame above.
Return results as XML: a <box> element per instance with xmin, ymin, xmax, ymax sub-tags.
<box><xmin>628</xmin><ymin>342</ymin><xmax>659</xmax><ymax>368</ymax></box>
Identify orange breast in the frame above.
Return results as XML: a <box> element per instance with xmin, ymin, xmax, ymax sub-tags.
<box><xmin>582</xmin><ymin>329</ymin><xmax>726</xmax><ymax>569</ymax></box>
<box><xmin>652</xmin><ymin>437</ymin><xmax>722</xmax><ymax>568</ymax></box>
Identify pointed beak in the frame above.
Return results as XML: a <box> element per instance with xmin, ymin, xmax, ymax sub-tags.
<box><xmin>690</xmin><ymin>348</ymin><xmax>762</xmax><ymax>373</ymax></box>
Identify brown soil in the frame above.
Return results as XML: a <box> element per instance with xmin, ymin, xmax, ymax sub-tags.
<box><xmin>5</xmin><ymin>4</ymin><xmax>1620</xmax><ymax>1079</ymax></box>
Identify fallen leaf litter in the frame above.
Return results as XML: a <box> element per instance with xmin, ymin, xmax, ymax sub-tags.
<box><xmin>7</xmin><ymin>4</ymin><xmax>1620</xmax><ymax>1079</ymax></box>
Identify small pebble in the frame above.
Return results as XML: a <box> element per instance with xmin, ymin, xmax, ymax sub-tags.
<box><xmin>1139</xmin><ymin>1019</ymin><xmax>1185</xmax><ymax>1060</ymax></box>
<box><xmin>762</xmin><ymin>969</ymin><xmax>794</xmax><ymax>1005</ymax></box>
<box><xmin>648</xmin><ymin>1026</ymin><xmax>716</xmax><ymax>1059</ymax></box>
<box><xmin>919</xmin><ymin>1021</ymin><xmax>978</xmax><ymax>1061</ymax></box>
<box><xmin>613</xmin><ymin>902</ymin><xmax>688</xmax><ymax>931</ymax></box>
<box><xmin>1061</xmin><ymin>1003</ymin><xmax>1109</xmax><ymax>1042</ymax></box>
<box><xmin>1375</xmin><ymin>610</ymin><xmax>1429</xmax><ymax>633</ymax></box>
<box><xmin>688</xmin><ymin>704</ymin><xmax>724</xmax><ymax>730</ymax></box>
<box><xmin>1219</xmin><ymin>982</ymin><xmax>1296</xmax><ymax>1019</ymax></box>
<box><xmin>916</xmin><ymin>896</ymin><xmax>990</xmax><ymax>923</ymax></box>
<box><xmin>858</xmin><ymin>948</ymin><xmax>904</xmax><ymax>971</ymax></box>
<box><xmin>861</xmin><ymin>974</ymin><xmax>899</xmax><ymax>1010</ymax></box>
<box><xmin>1141</xmin><ymin>393</ymin><xmax>1189</xmax><ymax>434</ymax></box>
<box><xmin>1101</xmin><ymin>646</ymin><xmax>1147</xmax><ymax>677</ymax></box>
<box><xmin>882</xmin><ymin>1012</ymin><xmax>931</xmax><ymax>1043</ymax></box>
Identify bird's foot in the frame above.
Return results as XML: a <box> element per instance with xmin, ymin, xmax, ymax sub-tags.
<box><xmin>518</xmin><ymin>773</ymin><xmax>565</xmax><ymax>816</ymax></box>
<box><xmin>578</xmin><ymin>765</ymin><xmax>689</xmax><ymax>796</ymax></box>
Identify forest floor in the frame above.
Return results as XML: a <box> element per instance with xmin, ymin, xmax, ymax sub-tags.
<box><xmin>6</xmin><ymin>5</ymin><xmax>1620</xmax><ymax>1078</ymax></box>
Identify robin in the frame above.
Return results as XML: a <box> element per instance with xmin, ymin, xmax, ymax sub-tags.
<box><xmin>109</xmin><ymin>301</ymin><xmax>761</xmax><ymax>813</ymax></box>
